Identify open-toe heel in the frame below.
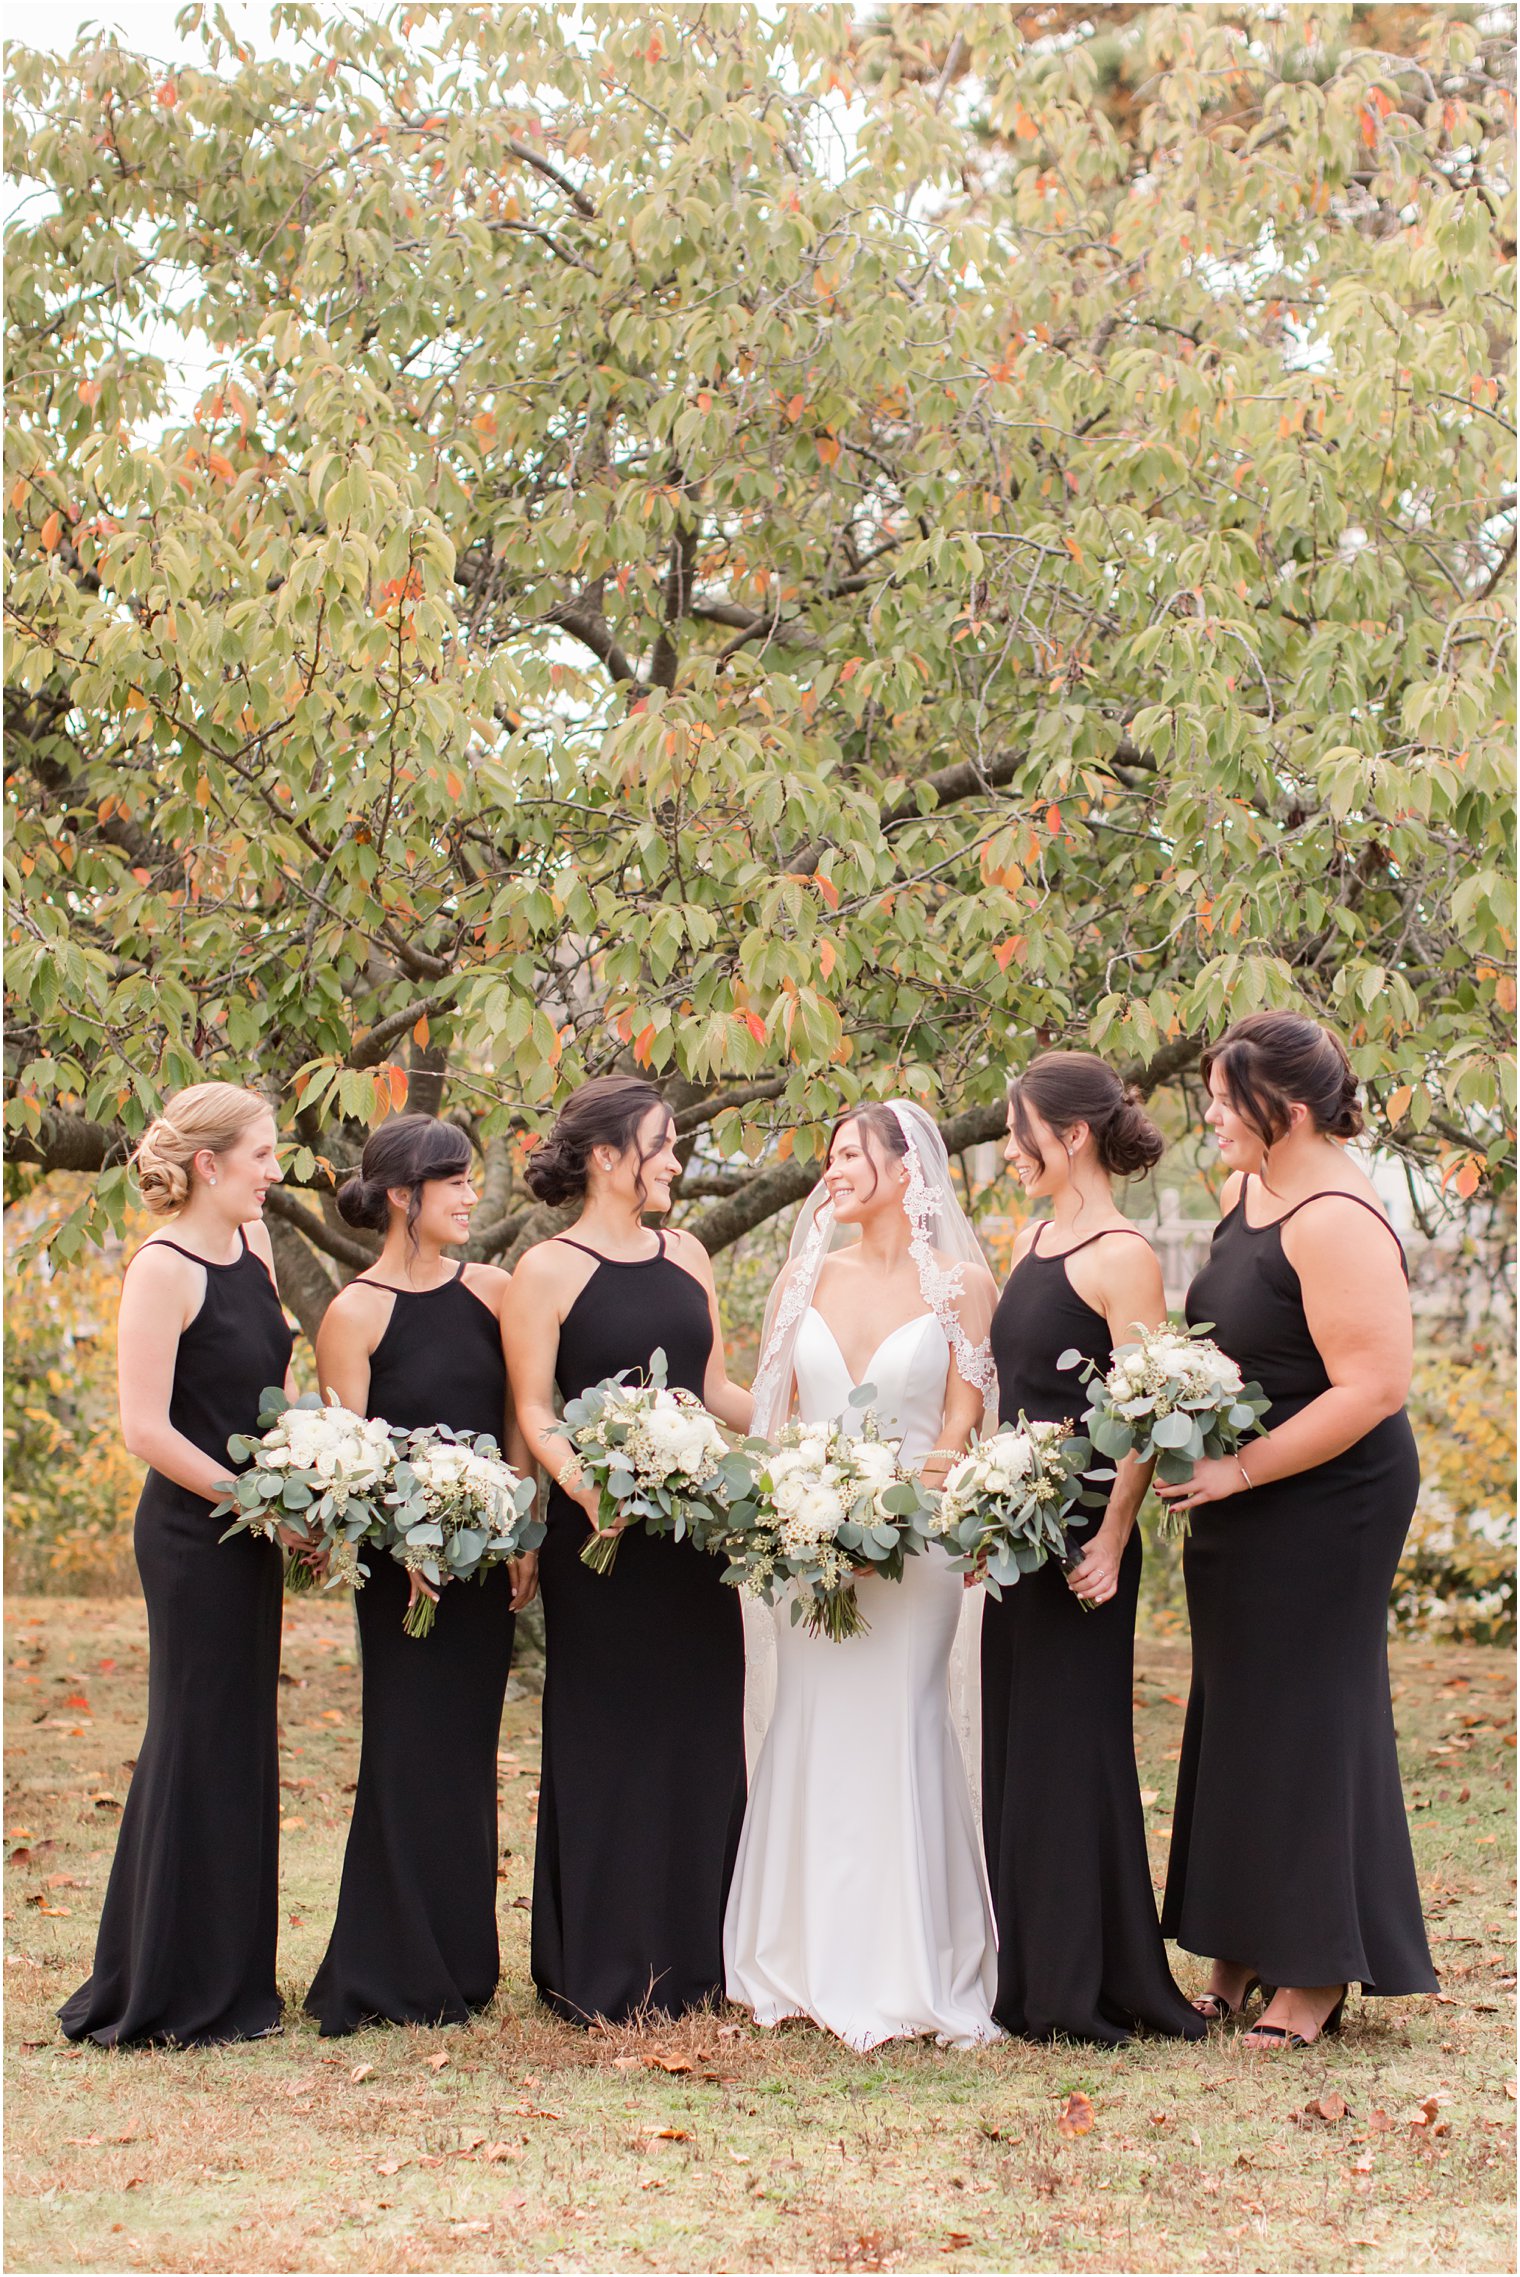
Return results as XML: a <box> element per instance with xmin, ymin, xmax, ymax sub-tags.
<box><xmin>1246</xmin><ymin>1985</ymin><xmax>1347</xmax><ymax>2050</ymax></box>
<box><xmin>1192</xmin><ymin>1973</ymin><xmax>1262</xmax><ymax>2023</ymax></box>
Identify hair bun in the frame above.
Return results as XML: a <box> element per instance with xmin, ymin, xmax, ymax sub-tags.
<box><xmin>1099</xmin><ymin>1097</ymin><xmax>1165</xmax><ymax>1177</ymax></box>
<box><xmin>335</xmin><ymin>1173</ymin><xmax>389</xmax><ymax>1231</ymax></box>
<box><xmin>133</xmin><ymin>1122</ymin><xmax>192</xmax><ymax>1216</ymax></box>
<box><xmin>522</xmin><ymin>1135</ymin><xmax>585</xmax><ymax>1207</ymax></box>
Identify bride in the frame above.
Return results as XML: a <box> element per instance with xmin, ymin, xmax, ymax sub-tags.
<box><xmin>723</xmin><ymin>1101</ymin><xmax>1002</xmax><ymax>2049</ymax></box>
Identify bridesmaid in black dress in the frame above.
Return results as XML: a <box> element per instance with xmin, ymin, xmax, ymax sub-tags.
<box><xmin>61</xmin><ymin>1082</ymin><xmax>294</xmax><ymax>2047</ymax></box>
<box><xmin>982</xmin><ymin>1053</ymin><xmax>1204</xmax><ymax>2047</ymax></box>
<box><xmin>1157</xmin><ymin>1013</ymin><xmax>1436</xmax><ymax>2047</ymax></box>
<box><xmin>305</xmin><ymin>1115</ymin><xmax>535</xmax><ymax>2035</ymax></box>
<box><xmin>504</xmin><ymin>1076</ymin><xmax>752</xmax><ymax>2025</ymax></box>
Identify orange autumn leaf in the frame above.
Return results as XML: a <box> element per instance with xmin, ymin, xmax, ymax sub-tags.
<box><xmin>819</xmin><ymin>940</ymin><xmax>836</xmax><ymax>979</ymax></box>
<box><xmin>39</xmin><ymin>511</ymin><xmax>61</xmax><ymax>552</ymax></box>
<box><xmin>1385</xmin><ymin>1084</ymin><xmax>1413</xmax><ymax>1126</ymax></box>
<box><xmin>413</xmin><ymin>1015</ymin><xmax>430</xmax><ymax>1048</ymax></box>
<box><xmin>633</xmin><ymin>1023</ymin><xmax>657</xmax><ymax>1067</ymax></box>
<box><xmin>1057</xmin><ymin>2091</ymin><xmax>1095</xmax><ymax>2137</ymax></box>
<box><xmin>814</xmin><ymin>873</ymin><xmax>840</xmax><ymax>911</ymax></box>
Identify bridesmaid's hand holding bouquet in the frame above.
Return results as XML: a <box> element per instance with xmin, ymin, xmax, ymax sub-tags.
<box><xmin>214</xmin><ymin>1389</ymin><xmax>397</xmax><ymax>1590</ymax></box>
<box><xmin>561</xmin><ymin>1348</ymin><xmax>747</xmax><ymax>1575</ymax></box>
<box><xmin>719</xmin><ymin>1394</ymin><xmax>940</xmax><ymax>1641</ymax></box>
<box><xmin>1063</xmin><ymin>1323</ymin><xmax>1268</xmax><ymax>1539</ymax></box>
<box><xmin>384</xmin><ymin>1427</ymin><xmax>544</xmax><ymax>1637</ymax></box>
<box><xmin>933</xmin><ymin>1417</ymin><xmax>1098</xmax><ymax>1597</ymax></box>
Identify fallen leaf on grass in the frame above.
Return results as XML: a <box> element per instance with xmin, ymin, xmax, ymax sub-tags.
<box><xmin>91</xmin><ymin>1795</ymin><xmax>121</xmax><ymax>1810</ymax></box>
<box><xmin>717</xmin><ymin>2023</ymin><xmax>744</xmax><ymax>2038</ymax></box>
<box><xmin>32</xmin><ymin>1902</ymin><xmax>71</xmax><ymax>1917</ymax></box>
<box><xmin>511</xmin><ymin>1895</ymin><xmax>531</xmax><ymax>1911</ymax></box>
<box><xmin>1301</xmin><ymin>2091</ymin><xmax>1351</xmax><ymax>2124</ymax></box>
<box><xmin>612</xmin><ymin>2055</ymin><xmax>642</xmax><ymax>2072</ymax></box>
<box><xmin>376</xmin><ymin>2159</ymin><xmax>406</xmax><ymax>2176</ymax></box>
<box><xmin>942</xmin><ymin>2235</ymin><xmax>974</xmax><ymax>2254</ymax></box>
<box><xmin>125</xmin><ymin>2177</ymin><xmax>144</xmax><ymax>2190</ymax></box>
<box><xmin>63</xmin><ymin>2135</ymin><xmax>102</xmax><ymax>2147</ymax></box>
<box><xmin>728</xmin><ymin>2149</ymin><xmax>751</xmax><ymax>2164</ymax></box>
<box><xmin>646</xmin><ymin>2053</ymin><xmax>693</xmax><ymax>2073</ymax></box>
<box><xmin>424</xmin><ymin>2052</ymin><xmax>449</xmax><ymax>2071</ymax></box>
<box><xmin>450</xmin><ymin>2219</ymin><xmax>490</xmax><ymax>2234</ymax></box>
<box><xmin>1057</xmin><ymin>2091</ymin><xmax>1094</xmax><ymax>2137</ymax></box>
<box><xmin>1149</xmin><ymin>2111</ymin><xmax>1169</xmax><ymax>2126</ymax></box>
<box><xmin>645</xmin><ymin>2126</ymin><xmax>690</xmax><ymax>2141</ymax></box>
<box><xmin>350</xmin><ymin>2063</ymin><xmax>374</xmax><ymax>2084</ymax></box>
<box><xmin>1139</xmin><ymin>1789</ymin><xmax>1160</xmax><ymax>1807</ymax></box>
<box><xmin>482</xmin><ymin>2142</ymin><xmax>520</xmax><ymax>2162</ymax></box>
<box><xmin>1367</xmin><ymin>2108</ymin><xmax>1395</xmax><ymax>2133</ymax></box>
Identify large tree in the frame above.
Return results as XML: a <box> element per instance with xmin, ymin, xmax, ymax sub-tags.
<box><xmin>5</xmin><ymin>2</ymin><xmax>1513</xmax><ymax>1325</ymax></box>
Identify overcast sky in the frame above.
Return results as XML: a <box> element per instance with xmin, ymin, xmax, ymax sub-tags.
<box><xmin>21</xmin><ymin>0</ymin><xmax>280</xmax><ymax>61</ymax></box>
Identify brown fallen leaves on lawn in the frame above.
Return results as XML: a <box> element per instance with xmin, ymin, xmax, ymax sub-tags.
<box><xmin>1296</xmin><ymin>2090</ymin><xmax>1352</xmax><ymax>2125</ymax></box>
<box><xmin>1057</xmin><ymin>2091</ymin><xmax>1094</xmax><ymax>2137</ymax></box>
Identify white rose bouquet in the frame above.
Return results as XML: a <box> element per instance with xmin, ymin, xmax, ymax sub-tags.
<box><xmin>933</xmin><ymin>1417</ymin><xmax>1099</xmax><ymax>1597</ymax></box>
<box><xmin>718</xmin><ymin>1392</ymin><xmax>941</xmax><ymax>1642</ymax></box>
<box><xmin>561</xmin><ymin>1348</ymin><xmax>749</xmax><ymax>1576</ymax></box>
<box><xmin>1063</xmin><ymin>1322</ymin><xmax>1269</xmax><ymax>1538</ymax></box>
<box><xmin>383</xmin><ymin>1425</ymin><xmax>544</xmax><ymax>1637</ymax></box>
<box><xmin>214</xmin><ymin>1388</ymin><xmax>398</xmax><ymax>1592</ymax></box>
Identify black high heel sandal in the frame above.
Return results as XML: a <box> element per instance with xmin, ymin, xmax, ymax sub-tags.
<box><xmin>1245</xmin><ymin>1988</ymin><xmax>1347</xmax><ymax>2049</ymax></box>
<box><xmin>1191</xmin><ymin>1974</ymin><xmax>1263</xmax><ymax>2023</ymax></box>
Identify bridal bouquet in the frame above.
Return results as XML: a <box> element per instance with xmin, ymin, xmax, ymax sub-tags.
<box><xmin>933</xmin><ymin>1417</ymin><xmax>1098</xmax><ymax>1598</ymax></box>
<box><xmin>719</xmin><ymin>1396</ymin><xmax>941</xmax><ymax>1641</ymax></box>
<box><xmin>1063</xmin><ymin>1322</ymin><xmax>1269</xmax><ymax>1538</ymax></box>
<box><xmin>561</xmin><ymin>1348</ymin><xmax>749</xmax><ymax>1575</ymax></box>
<box><xmin>214</xmin><ymin>1389</ymin><xmax>397</xmax><ymax>1591</ymax></box>
<box><xmin>383</xmin><ymin>1426</ymin><xmax>544</xmax><ymax>1637</ymax></box>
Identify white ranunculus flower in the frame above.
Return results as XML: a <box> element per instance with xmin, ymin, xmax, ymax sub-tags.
<box><xmin>792</xmin><ymin>1483</ymin><xmax>845</xmax><ymax>1539</ymax></box>
<box><xmin>850</xmin><ymin>1441</ymin><xmax>899</xmax><ymax>1488</ymax></box>
<box><xmin>987</xmin><ymin>1432</ymin><xmax>1034</xmax><ymax>1482</ymax></box>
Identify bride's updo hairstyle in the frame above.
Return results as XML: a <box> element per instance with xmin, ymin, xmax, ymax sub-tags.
<box><xmin>1007</xmin><ymin>1052</ymin><xmax>1165</xmax><ymax>1178</ymax></box>
<box><xmin>1201</xmin><ymin>1011</ymin><xmax>1363</xmax><ymax>1146</ymax></box>
<box><xmin>823</xmin><ymin>1103</ymin><xmax>910</xmax><ymax>1207</ymax></box>
<box><xmin>336</xmin><ymin>1114</ymin><xmax>472</xmax><ymax>1241</ymax></box>
<box><xmin>524</xmin><ymin>1076</ymin><xmax>669</xmax><ymax>1207</ymax></box>
<box><xmin>133</xmin><ymin>1082</ymin><xmax>271</xmax><ymax>1216</ymax></box>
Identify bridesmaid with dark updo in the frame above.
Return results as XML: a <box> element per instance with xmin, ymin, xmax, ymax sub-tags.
<box><xmin>61</xmin><ymin>1082</ymin><xmax>295</xmax><ymax>2047</ymax></box>
<box><xmin>305</xmin><ymin>1115</ymin><xmax>536</xmax><ymax>2035</ymax></box>
<box><xmin>1157</xmin><ymin>1013</ymin><xmax>1435</xmax><ymax>2048</ymax></box>
<box><xmin>504</xmin><ymin>1077</ymin><xmax>753</xmax><ymax>2025</ymax></box>
<box><xmin>982</xmin><ymin>1052</ymin><xmax>1204</xmax><ymax>2047</ymax></box>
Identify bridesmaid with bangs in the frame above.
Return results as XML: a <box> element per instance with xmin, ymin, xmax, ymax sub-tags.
<box><xmin>305</xmin><ymin>1114</ymin><xmax>537</xmax><ymax>2036</ymax></box>
<box><xmin>982</xmin><ymin>1052</ymin><xmax>1203</xmax><ymax>2048</ymax></box>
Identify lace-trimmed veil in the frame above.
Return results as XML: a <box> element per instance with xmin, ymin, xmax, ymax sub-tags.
<box><xmin>741</xmin><ymin>1100</ymin><xmax>1000</xmax><ymax>1788</ymax></box>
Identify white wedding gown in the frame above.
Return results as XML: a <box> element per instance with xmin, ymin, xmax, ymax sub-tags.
<box><xmin>723</xmin><ymin>1308</ymin><xmax>1000</xmax><ymax>2050</ymax></box>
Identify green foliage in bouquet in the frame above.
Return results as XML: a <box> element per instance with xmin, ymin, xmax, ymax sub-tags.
<box><xmin>560</xmin><ymin>1348</ymin><xmax>750</xmax><ymax>1576</ymax></box>
<box><xmin>934</xmin><ymin>1417</ymin><xmax>1102</xmax><ymax>1600</ymax></box>
<box><xmin>215</xmin><ymin>1387</ymin><xmax>398</xmax><ymax>1591</ymax></box>
<box><xmin>1063</xmin><ymin>1323</ymin><xmax>1269</xmax><ymax>1535</ymax></box>
<box><xmin>720</xmin><ymin>1386</ymin><xmax>942</xmax><ymax>1641</ymax></box>
<box><xmin>384</xmin><ymin>1424</ymin><xmax>544</xmax><ymax>1637</ymax></box>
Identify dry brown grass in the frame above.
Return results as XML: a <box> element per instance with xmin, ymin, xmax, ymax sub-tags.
<box><xmin>4</xmin><ymin>1595</ymin><xmax>1515</xmax><ymax>2274</ymax></box>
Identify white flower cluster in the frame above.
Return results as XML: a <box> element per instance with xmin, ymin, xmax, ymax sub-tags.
<box><xmin>938</xmin><ymin>1419</ymin><xmax>1070</xmax><ymax>1530</ymax></box>
<box><xmin>403</xmin><ymin>1432</ymin><xmax>527</xmax><ymax>1542</ymax></box>
<box><xmin>616</xmin><ymin>1390</ymin><xmax>731</xmax><ymax>1490</ymax></box>
<box><xmin>763</xmin><ymin>1424</ymin><xmax>904</xmax><ymax>1556</ymax></box>
<box><xmin>259</xmin><ymin>1400</ymin><xmax>394</xmax><ymax>1501</ymax></box>
<box><xmin>1106</xmin><ymin>1329</ymin><xmax>1243</xmax><ymax>1420</ymax></box>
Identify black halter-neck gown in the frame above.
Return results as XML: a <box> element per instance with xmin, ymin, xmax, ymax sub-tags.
<box><xmin>1161</xmin><ymin>1184</ymin><xmax>1436</xmax><ymax>1995</ymax></box>
<box><xmin>983</xmin><ymin>1228</ymin><xmax>1204</xmax><ymax>2046</ymax></box>
<box><xmin>533</xmin><ymin>1233</ymin><xmax>746</xmax><ymax>2025</ymax></box>
<box><xmin>60</xmin><ymin>1229</ymin><xmax>293</xmax><ymax>2047</ymax></box>
<box><xmin>305</xmin><ymin>1267</ymin><xmax>517</xmax><ymax>2035</ymax></box>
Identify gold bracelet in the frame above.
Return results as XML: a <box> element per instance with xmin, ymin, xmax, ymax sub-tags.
<box><xmin>1235</xmin><ymin>1456</ymin><xmax>1253</xmax><ymax>1492</ymax></box>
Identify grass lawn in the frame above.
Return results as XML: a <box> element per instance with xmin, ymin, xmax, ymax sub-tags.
<box><xmin>4</xmin><ymin>1594</ymin><xmax>1514</xmax><ymax>2275</ymax></box>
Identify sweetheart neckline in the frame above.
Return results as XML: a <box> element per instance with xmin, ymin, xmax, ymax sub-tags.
<box><xmin>802</xmin><ymin>1305</ymin><xmax>938</xmax><ymax>1393</ymax></box>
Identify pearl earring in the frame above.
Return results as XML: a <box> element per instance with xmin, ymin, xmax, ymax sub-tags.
<box><xmin>209</xmin><ymin>1175</ymin><xmax>217</xmax><ymax>1186</ymax></box>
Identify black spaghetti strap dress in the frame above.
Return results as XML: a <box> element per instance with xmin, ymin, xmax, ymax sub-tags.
<box><xmin>60</xmin><ymin>1230</ymin><xmax>293</xmax><ymax>2047</ymax></box>
<box><xmin>982</xmin><ymin>1227</ymin><xmax>1205</xmax><ymax>2046</ymax></box>
<box><xmin>305</xmin><ymin>1267</ymin><xmax>517</xmax><ymax>2035</ymax></box>
<box><xmin>532</xmin><ymin>1232</ymin><xmax>746</xmax><ymax>2025</ymax></box>
<box><xmin>1161</xmin><ymin>1183</ymin><xmax>1436</xmax><ymax>1995</ymax></box>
